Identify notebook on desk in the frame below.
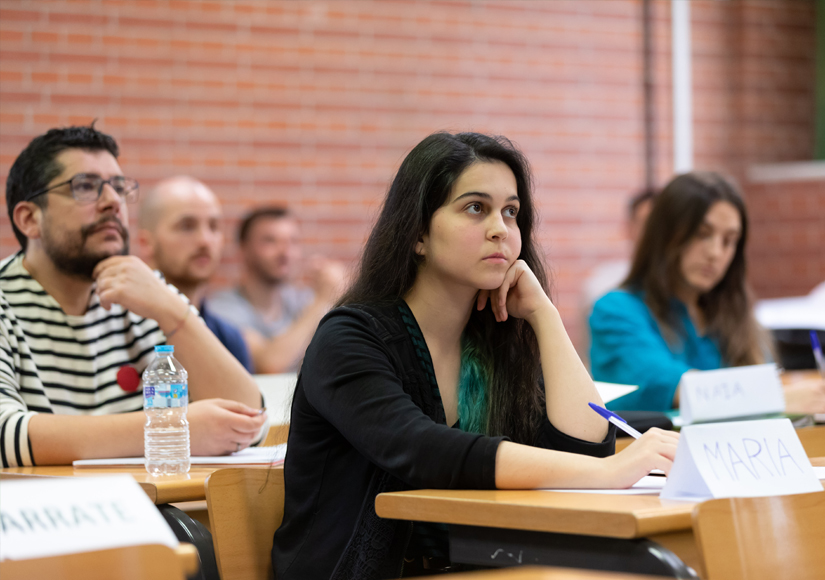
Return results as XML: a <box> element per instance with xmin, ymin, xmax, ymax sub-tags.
<box><xmin>73</xmin><ymin>444</ymin><xmax>287</xmax><ymax>468</ymax></box>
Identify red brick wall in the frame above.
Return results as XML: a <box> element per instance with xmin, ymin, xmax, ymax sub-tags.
<box><xmin>747</xmin><ymin>177</ymin><xmax>825</xmax><ymax>298</ymax></box>
<box><xmin>0</xmin><ymin>0</ymin><xmax>817</xmax><ymax>346</ymax></box>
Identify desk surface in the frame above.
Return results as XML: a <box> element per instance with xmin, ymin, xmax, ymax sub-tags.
<box><xmin>0</xmin><ymin>465</ymin><xmax>222</xmax><ymax>504</ymax></box>
<box><xmin>377</xmin><ymin>488</ymin><xmax>695</xmax><ymax>539</ymax></box>
<box><xmin>406</xmin><ymin>567</ymin><xmax>670</xmax><ymax>580</ymax></box>
<box><xmin>376</xmin><ymin>456</ymin><xmax>825</xmax><ymax>540</ymax></box>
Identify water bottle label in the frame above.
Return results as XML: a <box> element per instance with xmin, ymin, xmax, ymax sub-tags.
<box><xmin>170</xmin><ymin>383</ymin><xmax>187</xmax><ymax>401</ymax></box>
<box><xmin>144</xmin><ymin>384</ymin><xmax>187</xmax><ymax>409</ymax></box>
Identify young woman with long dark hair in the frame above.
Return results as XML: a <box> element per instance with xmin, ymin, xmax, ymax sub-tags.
<box><xmin>589</xmin><ymin>171</ymin><xmax>825</xmax><ymax>412</ymax></box>
<box><xmin>272</xmin><ymin>132</ymin><xmax>678</xmax><ymax>579</ymax></box>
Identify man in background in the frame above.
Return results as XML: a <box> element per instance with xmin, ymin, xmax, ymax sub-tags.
<box><xmin>1</xmin><ymin>125</ymin><xmax>266</xmax><ymax>468</ymax></box>
<box><xmin>137</xmin><ymin>176</ymin><xmax>253</xmax><ymax>372</ymax></box>
<box><xmin>210</xmin><ymin>208</ymin><xmax>346</xmax><ymax>374</ymax></box>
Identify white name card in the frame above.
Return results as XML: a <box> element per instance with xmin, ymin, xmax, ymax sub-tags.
<box><xmin>0</xmin><ymin>475</ymin><xmax>178</xmax><ymax>561</ymax></box>
<box><xmin>661</xmin><ymin>418</ymin><xmax>823</xmax><ymax>501</ymax></box>
<box><xmin>679</xmin><ymin>364</ymin><xmax>784</xmax><ymax>425</ymax></box>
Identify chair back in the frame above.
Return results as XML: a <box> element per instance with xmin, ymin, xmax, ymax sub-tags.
<box><xmin>262</xmin><ymin>423</ymin><xmax>289</xmax><ymax>446</ymax></box>
<box><xmin>205</xmin><ymin>467</ymin><xmax>285</xmax><ymax>580</ymax></box>
<box><xmin>692</xmin><ymin>491</ymin><xmax>825</xmax><ymax>580</ymax></box>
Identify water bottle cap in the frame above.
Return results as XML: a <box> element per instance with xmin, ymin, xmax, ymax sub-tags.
<box><xmin>154</xmin><ymin>345</ymin><xmax>174</xmax><ymax>353</ymax></box>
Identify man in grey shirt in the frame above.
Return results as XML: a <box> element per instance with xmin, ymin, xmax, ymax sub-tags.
<box><xmin>210</xmin><ymin>207</ymin><xmax>345</xmax><ymax>373</ymax></box>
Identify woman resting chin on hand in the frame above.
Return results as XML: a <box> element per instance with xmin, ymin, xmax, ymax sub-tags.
<box><xmin>272</xmin><ymin>132</ymin><xmax>679</xmax><ymax>580</ymax></box>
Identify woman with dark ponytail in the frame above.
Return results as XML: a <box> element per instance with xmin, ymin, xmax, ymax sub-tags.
<box><xmin>272</xmin><ymin>132</ymin><xmax>678</xmax><ymax>579</ymax></box>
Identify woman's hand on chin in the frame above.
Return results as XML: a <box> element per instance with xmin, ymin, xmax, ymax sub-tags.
<box><xmin>476</xmin><ymin>259</ymin><xmax>553</xmax><ymax>324</ymax></box>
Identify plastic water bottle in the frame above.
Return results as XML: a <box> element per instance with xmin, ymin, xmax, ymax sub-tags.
<box><xmin>143</xmin><ymin>345</ymin><xmax>190</xmax><ymax>475</ymax></box>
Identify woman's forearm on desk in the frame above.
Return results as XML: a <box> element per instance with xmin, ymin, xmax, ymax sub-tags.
<box><xmin>495</xmin><ymin>428</ymin><xmax>680</xmax><ymax>490</ymax></box>
<box><xmin>28</xmin><ymin>412</ymin><xmax>145</xmax><ymax>465</ymax></box>
<box><xmin>494</xmin><ymin>441</ymin><xmax>605</xmax><ymax>489</ymax></box>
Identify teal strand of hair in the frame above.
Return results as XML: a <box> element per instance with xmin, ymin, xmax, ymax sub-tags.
<box><xmin>457</xmin><ymin>337</ymin><xmax>490</xmax><ymax>434</ymax></box>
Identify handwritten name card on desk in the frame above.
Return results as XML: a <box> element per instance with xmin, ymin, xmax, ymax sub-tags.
<box><xmin>661</xmin><ymin>418</ymin><xmax>823</xmax><ymax>501</ymax></box>
<box><xmin>679</xmin><ymin>364</ymin><xmax>785</xmax><ymax>425</ymax></box>
<box><xmin>0</xmin><ymin>475</ymin><xmax>178</xmax><ymax>561</ymax></box>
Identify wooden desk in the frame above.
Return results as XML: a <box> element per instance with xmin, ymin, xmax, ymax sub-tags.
<box><xmin>0</xmin><ymin>543</ymin><xmax>199</xmax><ymax>580</ymax></box>
<box><xmin>0</xmin><ymin>465</ymin><xmax>222</xmax><ymax>504</ymax></box>
<box><xmin>406</xmin><ymin>566</ymin><xmax>670</xmax><ymax>580</ymax></box>
<box><xmin>377</xmin><ymin>488</ymin><xmax>702</xmax><ymax>576</ymax></box>
<box><xmin>377</xmin><ymin>461</ymin><xmax>825</xmax><ymax>579</ymax></box>
<box><xmin>377</xmin><ymin>489</ymin><xmax>694</xmax><ymax>539</ymax></box>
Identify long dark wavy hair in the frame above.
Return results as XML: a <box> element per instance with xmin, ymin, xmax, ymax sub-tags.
<box><xmin>623</xmin><ymin>171</ymin><xmax>768</xmax><ymax>366</ymax></box>
<box><xmin>339</xmin><ymin>132</ymin><xmax>548</xmax><ymax>444</ymax></box>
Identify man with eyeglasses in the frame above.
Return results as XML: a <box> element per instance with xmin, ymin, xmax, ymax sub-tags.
<box><xmin>0</xmin><ymin>125</ymin><xmax>267</xmax><ymax>467</ymax></box>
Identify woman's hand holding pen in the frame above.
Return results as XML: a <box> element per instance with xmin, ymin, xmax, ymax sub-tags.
<box><xmin>477</xmin><ymin>259</ymin><xmax>553</xmax><ymax>325</ymax></box>
<box><xmin>600</xmin><ymin>428</ymin><xmax>680</xmax><ymax>489</ymax></box>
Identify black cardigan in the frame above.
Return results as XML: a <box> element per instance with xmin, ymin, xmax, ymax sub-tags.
<box><xmin>271</xmin><ymin>302</ymin><xmax>616</xmax><ymax>580</ymax></box>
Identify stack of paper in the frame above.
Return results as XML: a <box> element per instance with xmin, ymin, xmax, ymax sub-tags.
<box><xmin>73</xmin><ymin>444</ymin><xmax>287</xmax><ymax>468</ymax></box>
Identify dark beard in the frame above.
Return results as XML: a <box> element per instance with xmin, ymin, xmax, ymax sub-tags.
<box><xmin>249</xmin><ymin>259</ymin><xmax>287</xmax><ymax>286</ymax></box>
<box><xmin>42</xmin><ymin>216</ymin><xmax>130</xmax><ymax>280</ymax></box>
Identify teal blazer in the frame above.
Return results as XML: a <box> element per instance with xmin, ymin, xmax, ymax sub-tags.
<box><xmin>589</xmin><ymin>289</ymin><xmax>724</xmax><ymax>411</ymax></box>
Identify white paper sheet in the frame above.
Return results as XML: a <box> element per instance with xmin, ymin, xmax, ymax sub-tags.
<box><xmin>255</xmin><ymin>373</ymin><xmax>298</xmax><ymax>425</ymax></box>
<box><xmin>679</xmin><ymin>364</ymin><xmax>785</xmax><ymax>425</ymax></box>
<box><xmin>661</xmin><ymin>419</ymin><xmax>823</xmax><ymax>501</ymax></box>
<box><xmin>541</xmin><ymin>475</ymin><xmax>667</xmax><ymax>495</ymax></box>
<box><xmin>595</xmin><ymin>382</ymin><xmax>638</xmax><ymax>404</ymax></box>
<box><xmin>755</xmin><ymin>295</ymin><xmax>825</xmax><ymax>331</ymax></box>
<box><xmin>0</xmin><ymin>475</ymin><xmax>178</xmax><ymax>561</ymax></box>
<box><xmin>73</xmin><ymin>444</ymin><xmax>287</xmax><ymax>468</ymax></box>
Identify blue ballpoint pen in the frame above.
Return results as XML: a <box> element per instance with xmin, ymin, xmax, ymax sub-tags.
<box><xmin>810</xmin><ymin>331</ymin><xmax>825</xmax><ymax>379</ymax></box>
<box><xmin>588</xmin><ymin>402</ymin><xmax>643</xmax><ymax>439</ymax></box>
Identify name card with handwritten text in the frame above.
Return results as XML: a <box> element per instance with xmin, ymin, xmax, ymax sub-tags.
<box><xmin>661</xmin><ymin>418</ymin><xmax>823</xmax><ymax>500</ymax></box>
<box><xmin>0</xmin><ymin>475</ymin><xmax>178</xmax><ymax>561</ymax></box>
<box><xmin>679</xmin><ymin>364</ymin><xmax>784</xmax><ymax>425</ymax></box>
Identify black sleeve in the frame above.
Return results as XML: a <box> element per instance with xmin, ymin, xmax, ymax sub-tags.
<box><xmin>301</xmin><ymin>310</ymin><xmax>504</xmax><ymax>490</ymax></box>
<box><xmin>533</xmin><ymin>414</ymin><xmax>617</xmax><ymax>458</ymax></box>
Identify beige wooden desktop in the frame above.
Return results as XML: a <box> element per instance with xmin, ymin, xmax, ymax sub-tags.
<box><xmin>0</xmin><ymin>544</ymin><xmax>199</xmax><ymax>580</ymax></box>
<box><xmin>376</xmin><ymin>460</ymin><xmax>825</xmax><ymax>580</ymax></box>
<box><xmin>0</xmin><ymin>465</ymin><xmax>223</xmax><ymax>504</ymax></box>
<box><xmin>406</xmin><ymin>567</ymin><xmax>670</xmax><ymax>580</ymax></box>
<box><xmin>377</xmin><ymin>488</ymin><xmax>704</xmax><ymax>576</ymax></box>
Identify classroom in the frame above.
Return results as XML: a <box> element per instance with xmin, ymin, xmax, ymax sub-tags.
<box><xmin>1</xmin><ymin>1</ymin><xmax>824</xmax><ymax>579</ymax></box>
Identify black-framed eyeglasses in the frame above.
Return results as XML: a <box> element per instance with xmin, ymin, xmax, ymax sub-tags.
<box><xmin>25</xmin><ymin>173</ymin><xmax>140</xmax><ymax>204</ymax></box>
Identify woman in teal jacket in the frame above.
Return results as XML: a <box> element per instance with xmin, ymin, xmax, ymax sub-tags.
<box><xmin>590</xmin><ymin>172</ymin><xmax>768</xmax><ymax>411</ymax></box>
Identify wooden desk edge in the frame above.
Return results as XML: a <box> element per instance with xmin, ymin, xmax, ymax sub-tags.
<box><xmin>175</xmin><ymin>543</ymin><xmax>199</xmax><ymax>577</ymax></box>
<box><xmin>375</xmin><ymin>492</ymin><xmax>694</xmax><ymax>539</ymax></box>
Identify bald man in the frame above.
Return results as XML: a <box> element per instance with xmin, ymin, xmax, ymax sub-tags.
<box><xmin>137</xmin><ymin>176</ymin><xmax>253</xmax><ymax>372</ymax></box>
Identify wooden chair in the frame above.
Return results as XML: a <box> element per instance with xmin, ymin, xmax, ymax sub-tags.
<box><xmin>204</xmin><ymin>467</ymin><xmax>285</xmax><ymax>580</ymax></box>
<box><xmin>692</xmin><ymin>491</ymin><xmax>825</xmax><ymax>580</ymax></box>
<box><xmin>262</xmin><ymin>423</ymin><xmax>289</xmax><ymax>446</ymax></box>
<box><xmin>0</xmin><ymin>543</ymin><xmax>198</xmax><ymax>580</ymax></box>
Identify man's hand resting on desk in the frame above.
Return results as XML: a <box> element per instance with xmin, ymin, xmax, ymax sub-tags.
<box><xmin>188</xmin><ymin>399</ymin><xmax>268</xmax><ymax>456</ymax></box>
<box><xmin>600</xmin><ymin>428</ymin><xmax>680</xmax><ymax>489</ymax></box>
<box><xmin>783</xmin><ymin>376</ymin><xmax>825</xmax><ymax>415</ymax></box>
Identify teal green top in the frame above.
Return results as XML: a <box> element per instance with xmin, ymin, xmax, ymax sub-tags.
<box><xmin>589</xmin><ymin>289</ymin><xmax>724</xmax><ymax>411</ymax></box>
